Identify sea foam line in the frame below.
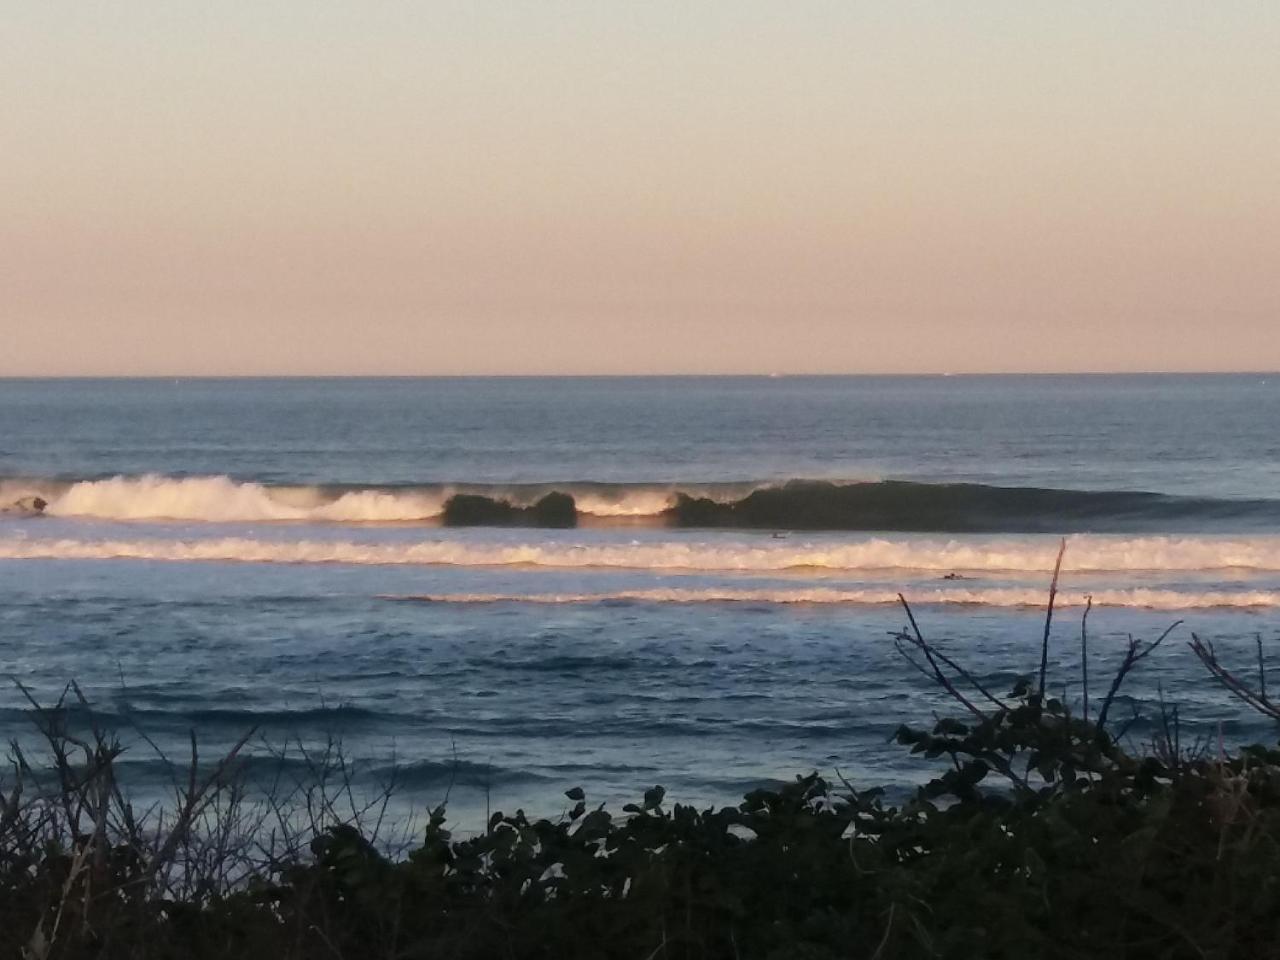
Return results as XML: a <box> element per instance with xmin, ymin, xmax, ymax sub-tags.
<box><xmin>385</xmin><ymin>587</ymin><xmax>1280</xmax><ymax>610</ymax></box>
<box><xmin>5</xmin><ymin>534</ymin><xmax>1280</xmax><ymax>573</ymax></box>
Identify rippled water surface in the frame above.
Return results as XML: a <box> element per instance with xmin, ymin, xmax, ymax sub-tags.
<box><xmin>2</xmin><ymin>376</ymin><xmax>1278</xmax><ymax>825</ymax></box>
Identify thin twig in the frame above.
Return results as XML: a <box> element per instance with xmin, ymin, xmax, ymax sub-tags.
<box><xmin>1257</xmin><ymin>634</ymin><xmax>1268</xmax><ymax>704</ymax></box>
<box><xmin>1097</xmin><ymin>621</ymin><xmax>1181</xmax><ymax>731</ymax></box>
<box><xmin>895</xmin><ymin>596</ymin><xmax>982</xmax><ymax>719</ymax></box>
<box><xmin>1080</xmin><ymin>595</ymin><xmax>1093</xmax><ymax>723</ymax></box>
<box><xmin>1038</xmin><ymin>539</ymin><xmax>1067</xmax><ymax>697</ymax></box>
<box><xmin>1190</xmin><ymin>634</ymin><xmax>1280</xmax><ymax>722</ymax></box>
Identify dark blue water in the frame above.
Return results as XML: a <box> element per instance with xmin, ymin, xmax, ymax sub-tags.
<box><xmin>3</xmin><ymin>374</ymin><xmax>1280</xmax><ymax>494</ymax></box>
<box><xmin>1</xmin><ymin>376</ymin><xmax>1278</xmax><ymax>825</ymax></box>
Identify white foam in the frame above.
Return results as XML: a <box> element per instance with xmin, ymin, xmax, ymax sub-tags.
<box><xmin>5</xmin><ymin>533</ymin><xmax>1280</xmax><ymax>574</ymax></box>
<box><xmin>48</xmin><ymin>475</ymin><xmax>302</xmax><ymax>522</ymax></box>
<box><xmin>570</xmin><ymin>482</ymin><xmax>762</xmax><ymax>516</ymax></box>
<box><xmin>311</xmin><ymin>489</ymin><xmax>448</xmax><ymax>522</ymax></box>
<box><xmin>10</xmin><ymin>473</ymin><xmax>788</xmax><ymax>524</ymax></box>
<box><xmin>42</xmin><ymin>475</ymin><xmax>446</xmax><ymax>523</ymax></box>
<box><xmin>572</xmin><ymin>489</ymin><xmax>680</xmax><ymax>517</ymax></box>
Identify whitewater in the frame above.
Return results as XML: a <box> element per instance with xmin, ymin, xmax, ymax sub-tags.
<box><xmin>7</xmin><ymin>531</ymin><xmax>1280</xmax><ymax>576</ymax></box>
<box><xmin>1</xmin><ymin>473</ymin><xmax>752</xmax><ymax>523</ymax></box>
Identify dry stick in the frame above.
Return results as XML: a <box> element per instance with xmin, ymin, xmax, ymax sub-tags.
<box><xmin>895</xmin><ymin>595</ymin><xmax>983</xmax><ymax>719</ymax></box>
<box><xmin>1173</xmin><ymin>700</ymin><xmax>1182</xmax><ymax>766</ymax></box>
<box><xmin>870</xmin><ymin>902</ymin><xmax>897</xmax><ymax>960</ymax></box>
<box><xmin>1190</xmin><ymin>634</ymin><xmax>1280</xmax><ymax>722</ymax></box>
<box><xmin>11</xmin><ymin>679</ymin><xmax>86</xmax><ymax>841</ymax></box>
<box><xmin>1037</xmin><ymin>539</ymin><xmax>1067</xmax><ymax>698</ymax></box>
<box><xmin>295</xmin><ymin>732</ymin><xmax>347</xmax><ymax>832</ymax></box>
<box><xmin>894</xmin><ymin>637</ymin><xmax>948</xmax><ymax>685</ymax></box>
<box><xmin>1257</xmin><ymin>634</ymin><xmax>1268</xmax><ymax>704</ymax></box>
<box><xmin>68</xmin><ymin>682</ymin><xmax>114</xmax><ymax>891</ymax></box>
<box><xmin>893</xmin><ymin>601</ymin><xmax>1034</xmax><ymax>794</ymax></box>
<box><xmin>1154</xmin><ymin>684</ymin><xmax>1181</xmax><ymax>771</ymax></box>
<box><xmin>17</xmin><ymin>686</ymin><xmax>116</xmax><ymax>956</ymax></box>
<box><xmin>1094</xmin><ymin>636</ymin><xmax>1143</xmax><ymax>732</ymax></box>
<box><xmin>896</xmin><ymin>632</ymin><xmax>1003</xmax><ymax>716</ymax></box>
<box><xmin>907</xmin><ymin>637</ymin><xmax>1011</xmax><ymax>713</ymax></box>
<box><xmin>1096</xmin><ymin>621</ymin><xmax>1182</xmax><ymax>732</ymax></box>
<box><xmin>1080</xmin><ymin>595</ymin><xmax>1093</xmax><ymax>723</ymax></box>
<box><xmin>145</xmin><ymin>725</ymin><xmax>258</xmax><ymax>880</ymax></box>
<box><xmin>0</xmin><ymin>755</ymin><xmax>23</xmax><ymax>838</ymax></box>
<box><xmin>1113</xmin><ymin>701</ymin><xmax>1146</xmax><ymax>744</ymax></box>
<box><xmin>118</xmin><ymin>723</ymin><xmax>183</xmax><ymax>867</ymax></box>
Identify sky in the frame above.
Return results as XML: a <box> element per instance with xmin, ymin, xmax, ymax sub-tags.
<box><xmin>2</xmin><ymin>2</ymin><xmax>1277</xmax><ymax>376</ymax></box>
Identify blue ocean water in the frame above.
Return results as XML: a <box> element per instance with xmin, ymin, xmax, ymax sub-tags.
<box><xmin>1</xmin><ymin>375</ymin><xmax>1278</xmax><ymax>825</ymax></box>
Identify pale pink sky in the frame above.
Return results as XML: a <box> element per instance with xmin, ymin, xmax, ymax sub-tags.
<box><xmin>2</xmin><ymin>2</ymin><xmax>1278</xmax><ymax>375</ymax></box>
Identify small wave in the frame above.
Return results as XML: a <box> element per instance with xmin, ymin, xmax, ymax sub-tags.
<box><xmin>385</xmin><ymin>587</ymin><xmax>1280</xmax><ymax>610</ymax></box>
<box><xmin>484</xmin><ymin>654</ymin><xmax>645</xmax><ymax>673</ymax></box>
<box><xmin>7</xmin><ymin>533</ymin><xmax>1280</xmax><ymax>574</ymax></box>
<box><xmin>154</xmin><ymin>705</ymin><xmax>390</xmax><ymax>726</ymax></box>
<box><xmin>388</xmin><ymin>759</ymin><xmax>550</xmax><ymax>788</ymax></box>
<box><xmin>0</xmin><ymin>703</ymin><xmax>395</xmax><ymax>730</ymax></box>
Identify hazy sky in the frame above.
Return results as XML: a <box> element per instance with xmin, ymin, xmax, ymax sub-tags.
<box><xmin>2</xmin><ymin>2</ymin><xmax>1277</xmax><ymax>375</ymax></box>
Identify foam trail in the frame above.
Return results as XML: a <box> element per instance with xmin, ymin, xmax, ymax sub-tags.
<box><xmin>43</xmin><ymin>475</ymin><xmax>447</xmax><ymax>523</ymax></box>
<box><xmin>6</xmin><ymin>534</ymin><xmax>1280</xmax><ymax>573</ymax></box>
<box><xmin>386</xmin><ymin>587</ymin><xmax>1280</xmax><ymax>610</ymax></box>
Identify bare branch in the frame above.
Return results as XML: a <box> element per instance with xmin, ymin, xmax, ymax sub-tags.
<box><xmin>1258</xmin><ymin>634</ymin><xmax>1268</xmax><ymax>704</ymax></box>
<box><xmin>1037</xmin><ymin>538</ymin><xmax>1067</xmax><ymax>697</ymax></box>
<box><xmin>1080</xmin><ymin>595</ymin><xmax>1093</xmax><ymax>723</ymax></box>
<box><xmin>1097</xmin><ymin>621</ymin><xmax>1181</xmax><ymax>732</ymax></box>
<box><xmin>895</xmin><ymin>595</ymin><xmax>982</xmax><ymax>719</ymax></box>
<box><xmin>1190</xmin><ymin>633</ymin><xmax>1280</xmax><ymax>722</ymax></box>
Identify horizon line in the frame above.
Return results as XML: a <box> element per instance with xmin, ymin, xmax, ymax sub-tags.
<box><xmin>1</xmin><ymin>370</ymin><xmax>1279</xmax><ymax>381</ymax></box>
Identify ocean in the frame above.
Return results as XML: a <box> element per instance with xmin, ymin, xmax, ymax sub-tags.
<box><xmin>2</xmin><ymin>374</ymin><xmax>1278</xmax><ymax>826</ymax></box>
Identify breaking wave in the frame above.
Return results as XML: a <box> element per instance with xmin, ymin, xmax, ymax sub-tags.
<box><xmin>2</xmin><ymin>474</ymin><xmax>1278</xmax><ymax>533</ymax></box>
<box><xmin>11</xmin><ymin>475</ymin><xmax>449</xmax><ymax>523</ymax></box>
<box><xmin>6</xmin><ymin>533</ymin><xmax>1280</xmax><ymax>574</ymax></box>
<box><xmin>0</xmin><ymin>474</ymin><xmax>751</xmax><ymax>524</ymax></box>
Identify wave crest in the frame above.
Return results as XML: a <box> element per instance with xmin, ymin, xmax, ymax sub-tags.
<box><xmin>2</xmin><ymin>475</ymin><xmax>736</xmax><ymax>524</ymax></box>
<box><xmin>6</xmin><ymin>533</ymin><xmax>1280</xmax><ymax>573</ymax></box>
<box><xmin>3</xmin><ymin>474</ymin><xmax>1278</xmax><ymax>533</ymax></box>
<box><xmin>40</xmin><ymin>475</ymin><xmax>448</xmax><ymax>523</ymax></box>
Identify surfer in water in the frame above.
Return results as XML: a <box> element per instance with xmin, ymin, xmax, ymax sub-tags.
<box><xmin>2</xmin><ymin>496</ymin><xmax>47</xmax><ymax>516</ymax></box>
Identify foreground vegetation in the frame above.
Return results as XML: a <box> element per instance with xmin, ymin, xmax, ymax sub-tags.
<box><xmin>3</xmin><ymin>566</ymin><xmax>1280</xmax><ymax>958</ymax></box>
